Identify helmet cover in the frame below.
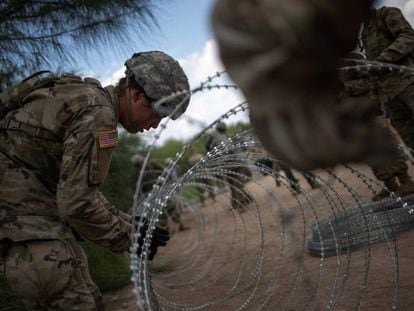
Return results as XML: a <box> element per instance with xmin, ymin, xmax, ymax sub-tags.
<box><xmin>125</xmin><ymin>51</ymin><xmax>190</xmax><ymax>120</ymax></box>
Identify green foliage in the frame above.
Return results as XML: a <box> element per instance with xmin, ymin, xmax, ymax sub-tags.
<box><xmin>151</xmin><ymin>122</ymin><xmax>252</xmax><ymax>173</ymax></box>
<box><xmin>226</xmin><ymin>121</ymin><xmax>253</xmax><ymax>137</ymax></box>
<box><xmin>0</xmin><ymin>0</ymin><xmax>159</xmax><ymax>89</ymax></box>
<box><xmin>81</xmin><ymin>241</ymin><xmax>131</xmax><ymax>293</ymax></box>
<box><xmin>152</xmin><ymin>139</ymin><xmax>184</xmax><ymax>160</ymax></box>
<box><xmin>0</xmin><ymin>277</ymin><xmax>26</xmax><ymax>311</ymax></box>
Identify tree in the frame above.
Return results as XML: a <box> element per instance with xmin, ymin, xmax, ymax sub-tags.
<box><xmin>0</xmin><ymin>0</ymin><xmax>160</xmax><ymax>90</ymax></box>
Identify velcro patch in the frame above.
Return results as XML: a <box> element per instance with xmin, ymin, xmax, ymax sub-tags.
<box><xmin>98</xmin><ymin>130</ymin><xmax>118</xmax><ymax>149</ymax></box>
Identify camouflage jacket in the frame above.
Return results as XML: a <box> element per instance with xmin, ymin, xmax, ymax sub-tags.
<box><xmin>0</xmin><ymin>75</ymin><xmax>131</xmax><ymax>253</ymax></box>
<box><xmin>361</xmin><ymin>6</ymin><xmax>414</xmax><ymax>104</ymax></box>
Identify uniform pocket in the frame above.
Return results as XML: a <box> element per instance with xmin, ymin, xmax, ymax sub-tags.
<box><xmin>88</xmin><ymin>131</ymin><xmax>116</xmax><ymax>185</ymax></box>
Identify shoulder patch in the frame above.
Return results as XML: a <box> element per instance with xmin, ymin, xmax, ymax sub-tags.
<box><xmin>98</xmin><ymin>130</ymin><xmax>118</xmax><ymax>149</ymax></box>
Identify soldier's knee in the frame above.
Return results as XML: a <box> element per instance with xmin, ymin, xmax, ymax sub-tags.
<box><xmin>3</xmin><ymin>240</ymin><xmax>99</xmax><ymax>310</ymax></box>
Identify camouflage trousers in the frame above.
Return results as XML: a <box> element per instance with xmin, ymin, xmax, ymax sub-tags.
<box><xmin>385</xmin><ymin>83</ymin><xmax>414</xmax><ymax>154</ymax></box>
<box><xmin>368</xmin><ymin>119</ymin><xmax>408</xmax><ymax>183</ymax></box>
<box><xmin>0</xmin><ymin>239</ymin><xmax>104</xmax><ymax>311</ymax></box>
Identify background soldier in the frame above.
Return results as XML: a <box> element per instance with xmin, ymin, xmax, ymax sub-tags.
<box><xmin>206</xmin><ymin>122</ymin><xmax>253</xmax><ymax>212</ymax></box>
<box><xmin>187</xmin><ymin>147</ymin><xmax>216</xmax><ymax>207</ymax></box>
<box><xmin>131</xmin><ymin>154</ymin><xmax>189</xmax><ymax>231</ymax></box>
<box><xmin>361</xmin><ymin>6</ymin><xmax>414</xmax><ymax>155</ymax></box>
<box><xmin>0</xmin><ymin>51</ymin><xmax>189</xmax><ymax>310</ymax></box>
<box><xmin>339</xmin><ymin>51</ymin><xmax>414</xmax><ymax>201</ymax></box>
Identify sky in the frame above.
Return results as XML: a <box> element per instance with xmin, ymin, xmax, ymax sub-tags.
<box><xmin>78</xmin><ymin>0</ymin><xmax>247</xmax><ymax>146</ymax></box>
<box><xmin>78</xmin><ymin>0</ymin><xmax>414</xmax><ymax>146</ymax></box>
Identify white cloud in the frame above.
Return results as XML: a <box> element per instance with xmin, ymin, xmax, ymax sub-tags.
<box><xmin>96</xmin><ymin>39</ymin><xmax>248</xmax><ymax>146</ymax></box>
<box><xmin>129</xmin><ymin>39</ymin><xmax>248</xmax><ymax>145</ymax></box>
<box><xmin>101</xmin><ymin>66</ymin><xmax>125</xmax><ymax>87</ymax></box>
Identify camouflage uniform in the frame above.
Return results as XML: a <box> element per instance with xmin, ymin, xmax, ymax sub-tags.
<box><xmin>0</xmin><ymin>74</ymin><xmax>132</xmax><ymax>310</ymax></box>
<box><xmin>361</xmin><ymin>6</ymin><xmax>414</xmax><ymax>153</ymax></box>
<box><xmin>339</xmin><ymin>50</ymin><xmax>414</xmax><ymax>200</ymax></box>
<box><xmin>207</xmin><ymin>131</ymin><xmax>252</xmax><ymax>211</ymax></box>
<box><xmin>211</xmin><ymin>0</ymin><xmax>388</xmax><ymax>170</ymax></box>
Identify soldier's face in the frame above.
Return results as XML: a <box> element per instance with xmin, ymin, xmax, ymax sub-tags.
<box><xmin>119</xmin><ymin>87</ymin><xmax>162</xmax><ymax>133</ymax></box>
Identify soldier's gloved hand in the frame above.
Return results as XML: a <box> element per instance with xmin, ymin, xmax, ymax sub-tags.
<box><xmin>135</xmin><ymin>219</ymin><xmax>169</xmax><ymax>260</ymax></box>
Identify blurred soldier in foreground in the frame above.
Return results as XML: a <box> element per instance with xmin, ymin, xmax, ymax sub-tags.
<box><xmin>211</xmin><ymin>0</ymin><xmax>393</xmax><ymax>170</ymax></box>
<box><xmin>361</xmin><ymin>6</ymin><xmax>414</xmax><ymax>155</ymax></box>
<box><xmin>207</xmin><ymin>122</ymin><xmax>253</xmax><ymax>212</ymax></box>
<box><xmin>0</xmin><ymin>51</ymin><xmax>190</xmax><ymax>310</ymax></box>
<box><xmin>339</xmin><ymin>52</ymin><xmax>414</xmax><ymax>201</ymax></box>
<box><xmin>131</xmin><ymin>154</ymin><xmax>189</xmax><ymax>231</ymax></box>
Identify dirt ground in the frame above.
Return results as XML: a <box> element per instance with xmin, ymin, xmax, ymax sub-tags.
<box><xmin>104</xmin><ymin>164</ymin><xmax>414</xmax><ymax>310</ymax></box>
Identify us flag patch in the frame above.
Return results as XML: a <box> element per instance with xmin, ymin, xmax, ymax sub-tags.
<box><xmin>98</xmin><ymin>130</ymin><xmax>118</xmax><ymax>149</ymax></box>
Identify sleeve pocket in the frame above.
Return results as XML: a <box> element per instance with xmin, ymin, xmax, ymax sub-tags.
<box><xmin>88</xmin><ymin>133</ymin><xmax>115</xmax><ymax>185</ymax></box>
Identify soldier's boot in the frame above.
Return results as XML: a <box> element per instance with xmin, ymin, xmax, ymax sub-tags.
<box><xmin>396</xmin><ymin>172</ymin><xmax>414</xmax><ymax>197</ymax></box>
<box><xmin>372</xmin><ymin>178</ymin><xmax>399</xmax><ymax>201</ymax></box>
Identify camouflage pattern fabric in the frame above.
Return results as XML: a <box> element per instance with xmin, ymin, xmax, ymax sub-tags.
<box><xmin>339</xmin><ymin>52</ymin><xmax>410</xmax><ymax>187</ymax></box>
<box><xmin>361</xmin><ymin>7</ymin><xmax>414</xmax><ymax>105</ymax></box>
<box><xmin>0</xmin><ymin>71</ymin><xmax>57</xmax><ymax>119</ymax></box>
<box><xmin>211</xmin><ymin>0</ymin><xmax>392</xmax><ymax>170</ymax></box>
<box><xmin>384</xmin><ymin>85</ymin><xmax>414</xmax><ymax>153</ymax></box>
<box><xmin>125</xmin><ymin>51</ymin><xmax>190</xmax><ymax>120</ymax></box>
<box><xmin>361</xmin><ymin>7</ymin><xmax>414</xmax><ymax>154</ymax></box>
<box><xmin>369</xmin><ymin>118</ymin><xmax>409</xmax><ymax>183</ymax></box>
<box><xmin>0</xmin><ymin>75</ymin><xmax>132</xmax><ymax>309</ymax></box>
<box><xmin>0</xmin><ymin>239</ymin><xmax>104</xmax><ymax>310</ymax></box>
<box><xmin>0</xmin><ymin>76</ymin><xmax>131</xmax><ymax>252</ymax></box>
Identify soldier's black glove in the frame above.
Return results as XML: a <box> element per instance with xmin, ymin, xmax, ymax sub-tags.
<box><xmin>135</xmin><ymin>219</ymin><xmax>169</xmax><ymax>260</ymax></box>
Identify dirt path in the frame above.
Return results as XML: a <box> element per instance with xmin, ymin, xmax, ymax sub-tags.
<box><xmin>104</xmin><ymin>165</ymin><xmax>414</xmax><ymax>310</ymax></box>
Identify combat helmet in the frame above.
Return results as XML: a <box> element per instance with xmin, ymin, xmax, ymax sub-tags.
<box><xmin>125</xmin><ymin>51</ymin><xmax>190</xmax><ymax>120</ymax></box>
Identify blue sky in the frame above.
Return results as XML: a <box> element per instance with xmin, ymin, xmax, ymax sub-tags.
<box><xmin>78</xmin><ymin>0</ymin><xmax>248</xmax><ymax>145</ymax></box>
<box><xmin>78</xmin><ymin>0</ymin><xmax>414</xmax><ymax>145</ymax></box>
<box><xmin>84</xmin><ymin>0</ymin><xmax>216</xmax><ymax>82</ymax></box>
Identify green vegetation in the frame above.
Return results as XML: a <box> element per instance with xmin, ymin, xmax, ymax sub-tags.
<box><xmin>100</xmin><ymin>132</ymin><xmax>143</xmax><ymax>213</ymax></box>
<box><xmin>82</xmin><ymin>242</ymin><xmax>132</xmax><ymax>293</ymax></box>
<box><xmin>1</xmin><ymin>0</ymin><xmax>158</xmax><ymax>89</ymax></box>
